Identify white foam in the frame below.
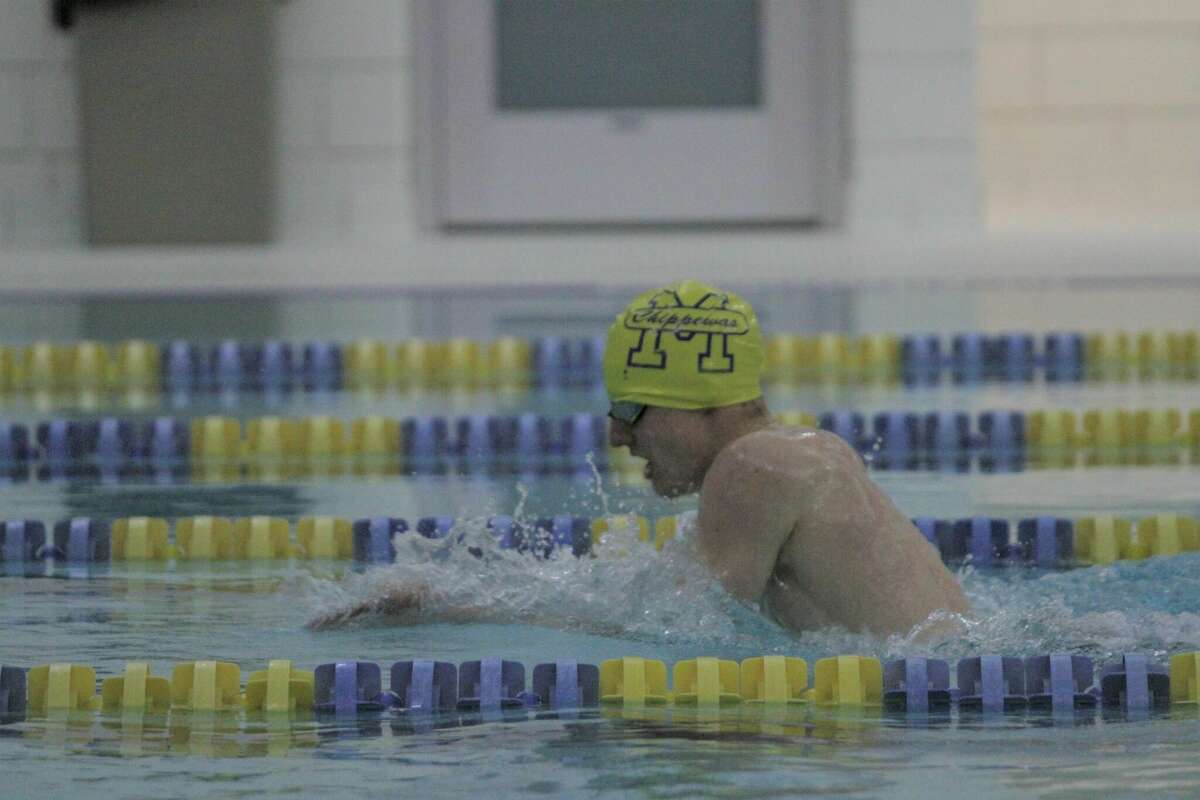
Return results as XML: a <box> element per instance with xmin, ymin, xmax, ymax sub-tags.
<box><xmin>308</xmin><ymin>518</ymin><xmax>1200</xmax><ymax>664</ymax></box>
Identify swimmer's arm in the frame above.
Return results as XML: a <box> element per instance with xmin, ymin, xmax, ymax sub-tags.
<box><xmin>306</xmin><ymin>580</ymin><xmax>624</xmax><ymax>636</ymax></box>
<box><xmin>306</xmin><ymin>584</ymin><xmax>427</xmax><ymax>630</ymax></box>
<box><xmin>695</xmin><ymin>434</ymin><xmax>800</xmax><ymax>607</ymax></box>
<box><xmin>307</xmin><ymin>582</ymin><xmax>514</xmax><ymax>629</ymax></box>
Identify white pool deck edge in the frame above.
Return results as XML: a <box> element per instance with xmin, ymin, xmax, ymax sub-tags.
<box><xmin>0</xmin><ymin>232</ymin><xmax>1197</xmax><ymax>298</ymax></box>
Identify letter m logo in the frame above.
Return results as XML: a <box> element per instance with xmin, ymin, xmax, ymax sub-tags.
<box><xmin>623</xmin><ymin>290</ymin><xmax>748</xmax><ymax>373</ymax></box>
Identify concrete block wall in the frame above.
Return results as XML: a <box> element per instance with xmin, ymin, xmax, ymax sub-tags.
<box><xmin>847</xmin><ymin>0</ymin><xmax>979</xmax><ymax>230</ymax></box>
<box><xmin>0</xmin><ymin>0</ymin><xmax>80</xmax><ymax>248</ymax></box>
<box><xmin>980</xmin><ymin>0</ymin><xmax>1200</xmax><ymax>229</ymax></box>
<box><xmin>0</xmin><ymin>0</ymin><xmax>980</xmax><ymax>252</ymax></box>
<box><xmin>275</xmin><ymin>0</ymin><xmax>414</xmax><ymax>242</ymax></box>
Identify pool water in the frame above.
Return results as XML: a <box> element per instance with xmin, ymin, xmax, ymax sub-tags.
<box><xmin>3</xmin><ymin>375</ymin><xmax>1200</xmax><ymax>798</ymax></box>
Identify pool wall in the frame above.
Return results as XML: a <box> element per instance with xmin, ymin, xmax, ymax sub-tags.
<box><xmin>1</xmin><ymin>242</ymin><xmax>1200</xmax><ymax>352</ymax></box>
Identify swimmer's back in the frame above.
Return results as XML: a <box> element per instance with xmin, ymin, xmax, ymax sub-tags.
<box><xmin>697</xmin><ymin>425</ymin><xmax>968</xmax><ymax>635</ymax></box>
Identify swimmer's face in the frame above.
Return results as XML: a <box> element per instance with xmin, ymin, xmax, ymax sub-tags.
<box><xmin>609</xmin><ymin>406</ymin><xmax>715</xmax><ymax>498</ymax></box>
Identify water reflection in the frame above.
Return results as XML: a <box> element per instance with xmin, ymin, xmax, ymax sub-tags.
<box><xmin>7</xmin><ymin>702</ymin><xmax>1180</xmax><ymax>756</ymax></box>
<box><xmin>0</xmin><ymin>701</ymin><xmax>1197</xmax><ymax>798</ymax></box>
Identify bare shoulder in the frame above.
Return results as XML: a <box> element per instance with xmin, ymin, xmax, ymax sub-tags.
<box><xmin>700</xmin><ymin>426</ymin><xmax>860</xmax><ymax>525</ymax></box>
<box><xmin>707</xmin><ymin>426</ymin><xmax>863</xmax><ymax>487</ymax></box>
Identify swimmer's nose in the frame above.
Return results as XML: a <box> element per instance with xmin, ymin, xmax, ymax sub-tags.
<box><xmin>608</xmin><ymin>419</ymin><xmax>634</xmax><ymax>449</ymax></box>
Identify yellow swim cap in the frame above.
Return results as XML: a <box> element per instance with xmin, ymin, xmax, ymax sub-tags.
<box><xmin>603</xmin><ymin>281</ymin><xmax>764</xmax><ymax>410</ymax></box>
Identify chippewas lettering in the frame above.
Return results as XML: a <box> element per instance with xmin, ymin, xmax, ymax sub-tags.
<box><xmin>622</xmin><ymin>288</ymin><xmax>747</xmax><ymax>374</ymax></box>
<box><xmin>625</xmin><ymin>307</ymin><xmax>749</xmax><ymax>335</ymax></box>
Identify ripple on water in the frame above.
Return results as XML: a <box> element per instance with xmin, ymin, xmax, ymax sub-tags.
<box><xmin>306</xmin><ymin>517</ymin><xmax>1200</xmax><ymax>665</ymax></box>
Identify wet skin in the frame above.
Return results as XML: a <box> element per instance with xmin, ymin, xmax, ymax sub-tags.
<box><xmin>310</xmin><ymin>406</ymin><xmax>968</xmax><ymax>637</ymax></box>
<box><xmin>611</xmin><ymin>408</ymin><xmax>969</xmax><ymax>636</ymax></box>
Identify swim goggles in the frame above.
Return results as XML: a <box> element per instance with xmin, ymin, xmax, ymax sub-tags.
<box><xmin>607</xmin><ymin>400</ymin><xmax>647</xmax><ymax>426</ymax></box>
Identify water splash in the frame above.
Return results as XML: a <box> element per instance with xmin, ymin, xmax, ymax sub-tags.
<box><xmin>512</xmin><ymin>481</ymin><xmax>529</xmax><ymax>521</ymax></box>
<box><xmin>584</xmin><ymin>450</ymin><xmax>612</xmax><ymax>519</ymax></box>
<box><xmin>308</xmin><ymin>514</ymin><xmax>766</xmax><ymax>646</ymax></box>
<box><xmin>308</xmin><ymin>515</ymin><xmax>1200</xmax><ymax>665</ymax></box>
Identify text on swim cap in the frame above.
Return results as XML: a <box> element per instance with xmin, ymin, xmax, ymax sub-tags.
<box><xmin>622</xmin><ymin>291</ymin><xmax>748</xmax><ymax>374</ymax></box>
<box><xmin>624</xmin><ymin>308</ymin><xmax>749</xmax><ymax>335</ymax></box>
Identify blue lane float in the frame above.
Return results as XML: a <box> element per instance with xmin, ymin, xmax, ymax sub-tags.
<box><xmin>575</xmin><ymin>335</ymin><xmax>606</xmax><ymax>387</ymax></box>
<box><xmin>513</xmin><ymin>413</ymin><xmax>547</xmax><ymax>471</ymax></box>
<box><xmin>818</xmin><ymin>408</ymin><xmax>1028</xmax><ymax>472</ymax></box>
<box><xmin>149</xmin><ymin>417</ymin><xmax>190</xmax><ymax>461</ymax></box>
<box><xmin>564</xmin><ymin>413</ymin><xmax>606</xmax><ymax>469</ymax></box>
<box><xmin>162</xmin><ymin>341</ymin><xmax>201</xmax><ymax>391</ymax></box>
<box><xmin>416</xmin><ymin>516</ymin><xmax>453</xmax><ymax>540</ymax></box>
<box><xmin>477</xmin><ymin>515</ymin><xmax>592</xmax><ymax>558</ymax></box>
<box><xmin>314</xmin><ymin>662</ymin><xmax>389</xmax><ymax>715</ymax></box>
<box><xmin>883</xmin><ymin>658</ymin><xmax>952</xmax><ymax>713</ymax></box>
<box><xmin>911</xmin><ymin>517</ymin><xmax>946</xmax><ymax>549</ymax></box>
<box><xmin>302</xmin><ymin>342</ymin><xmax>342</xmax><ymax>391</ymax></box>
<box><xmin>36</xmin><ymin>419</ymin><xmax>84</xmax><ymax>461</ymax></box>
<box><xmin>871</xmin><ymin>412</ymin><xmax>920</xmax><ymax>470</ymax></box>
<box><xmin>530</xmin><ymin>336</ymin><xmax>605</xmax><ymax>388</ymax></box>
<box><xmin>951</xmin><ymin>517</ymin><xmax>1011</xmax><ymax>566</ymax></box>
<box><xmin>533</xmin><ymin>337</ymin><xmax>571</xmax><ymax>388</ymax></box>
<box><xmin>0</xmin><ymin>422</ymin><xmax>30</xmax><ymax>463</ymax></box>
<box><xmin>532</xmin><ymin>661</ymin><xmax>600</xmax><ymax>710</ymax></box>
<box><xmin>351</xmin><ymin>517</ymin><xmax>407</xmax><ymax>563</ymax></box>
<box><xmin>391</xmin><ymin>660</ymin><xmax>457</xmax><ymax>712</ymax></box>
<box><xmin>978</xmin><ymin>411</ymin><xmax>1024</xmax><ymax>453</ymax></box>
<box><xmin>1024</xmin><ymin>654</ymin><xmax>1098</xmax><ymax>712</ymax></box>
<box><xmin>0</xmin><ymin>666</ymin><xmax>25</xmax><ymax>715</ymax></box>
<box><xmin>455</xmin><ymin>414</ymin><xmax>494</xmax><ymax>464</ymax></box>
<box><xmin>204</xmin><ymin>335</ymin><xmax>348</xmax><ymax>393</ymax></box>
<box><xmin>197</xmin><ymin>340</ymin><xmax>344</xmax><ymax>392</ymax></box>
<box><xmin>1099</xmin><ymin>655</ymin><xmax>1170</xmax><ymax>711</ymax></box>
<box><xmin>535</xmin><ymin>515</ymin><xmax>592</xmax><ymax>558</ymax></box>
<box><xmin>994</xmin><ymin>334</ymin><xmax>1035</xmax><ymax>383</ymax></box>
<box><xmin>457</xmin><ymin>658</ymin><xmax>529</xmax><ymax>711</ymax></box>
<box><xmin>901</xmin><ymin>334</ymin><xmax>941</xmax><ymax>385</ymax></box>
<box><xmin>209</xmin><ymin>340</ymin><xmax>247</xmax><ymax>392</ymax></box>
<box><xmin>978</xmin><ymin>411</ymin><xmax>1026</xmax><ymax>472</ymax></box>
<box><xmin>922</xmin><ymin>411</ymin><xmax>972</xmax><ymax>470</ymax></box>
<box><xmin>95</xmin><ymin>418</ymin><xmax>136</xmax><ymax>462</ymax></box>
<box><xmin>957</xmin><ymin>656</ymin><xmax>1027</xmax><ymax>712</ymax></box>
<box><xmin>951</xmin><ymin>334</ymin><xmax>987</xmax><ymax>384</ymax></box>
<box><xmin>48</xmin><ymin>518</ymin><xmax>111</xmax><ymax>563</ymax></box>
<box><xmin>183</xmin><ymin>340</ymin><xmax>346</xmax><ymax>393</ymax></box>
<box><xmin>915</xmin><ymin>517</ymin><xmax>1008</xmax><ymax>565</ymax></box>
<box><xmin>1044</xmin><ymin>332</ymin><xmax>1085</xmax><ymax>383</ymax></box>
<box><xmin>932</xmin><ymin>419</ymin><xmax>965</xmax><ymax>467</ymax></box>
<box><xmin>1016</xmin><ymin>517</ymin><xmax>1074</xmax><ymax>566</ymax></box>
<box><xmin>403</xmin><ymin>417</ymin><xmax>449</xmax><ymax>473</ymax></box>
<box><xmin>256</xmin><ymin>341</ymin><xmax>294</xmax><ymax>392</ymax></box>
<box><xmin>49</xmin><ymin>417</ymin><xmax>191</xmax><ymax>471</ymax></box>
<box><xmin>0</xmin><ymin>520</ymin><xmax>46</xmax><ymax>563</ymax></box>
<box><xmin>819</xmin><ymin>411</ymin><xmax>865</xmax><ymax>452</ymax></box>
<box><xmin>914</xmin><ymin>517</ymin><xmax>1082</xmax><ymax>567</ymax></box>
<box><xmin>36</xmin><ymin>420</ymin><xmax>93</xmax><ymax>481</ymax></box>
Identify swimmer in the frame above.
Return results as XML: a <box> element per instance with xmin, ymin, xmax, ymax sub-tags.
<box><xmin>309</xmin><ymin>281</ymin><xmax>968</xmax><ymax>636</ymax></box>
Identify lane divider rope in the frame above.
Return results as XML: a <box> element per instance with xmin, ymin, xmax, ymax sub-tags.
<box><xmin>1</xmin><ymin>513</ymin><xmax>1196</xmax><ymax>568</ymax></box>
<box><xmin>0</xmin><ymin>330</ymin><xmax>1197</xmax><ymax>395</ymax></box>
<box><xmin>2</xmin><ymin>652</ymin><xmax>1196</xmax><ymax>717</ymax></box>
<box><xmin>2</xmin><ymin>408</ymin><xmax>1200</xmax><ymax>480</ymax></box>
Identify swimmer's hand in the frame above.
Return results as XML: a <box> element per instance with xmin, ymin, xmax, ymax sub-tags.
<box><xmin>306</xmin><ymin>583</ymin><xmax>426</xmax><ymax>630</ymax></box>
<box><xmin>307</xmin><ymin>579</ymin><xmax>627</xmax><ymax>637</ymax></box>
